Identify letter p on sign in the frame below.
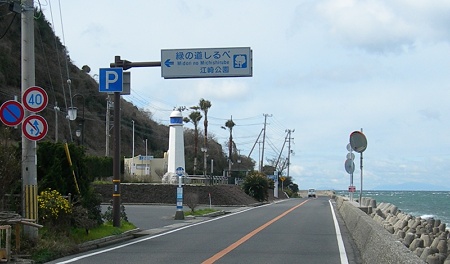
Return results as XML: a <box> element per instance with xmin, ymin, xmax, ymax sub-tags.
<box><xmin>99</xmin><ymin>68</ymin><xmax>123</xmax><ymax>92</ymax></box>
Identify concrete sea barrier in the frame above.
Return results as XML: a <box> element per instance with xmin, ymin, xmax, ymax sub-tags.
<box><xmin>336</xmin><ymin>196</ymin><xmax>450</xmax><ymax>264</ymax></box>
<box><xmin>364</xmin><ymin>198</ymin><xmax>449</xmax><ymax>264</ymax></box>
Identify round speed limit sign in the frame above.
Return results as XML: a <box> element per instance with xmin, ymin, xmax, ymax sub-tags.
<box><xmin>22</xmin><ymin>86</ymin><xmax>48</xmax><ymax>113</ymax></box>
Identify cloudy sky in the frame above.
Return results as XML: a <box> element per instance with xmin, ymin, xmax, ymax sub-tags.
<box><xmin>40</xmin><ymin>0</ymin><xmax>450</xmax><ymax>190</ymax></box>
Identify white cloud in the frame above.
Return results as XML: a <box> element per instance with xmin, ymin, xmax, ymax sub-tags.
<box><xmin>312</xmin><ymin>0</ymin><xmax>450</xmax><ymax>53</ymax></box>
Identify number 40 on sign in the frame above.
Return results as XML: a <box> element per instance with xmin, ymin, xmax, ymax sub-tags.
<box><xmin>22</xmin><ymin>86</ymin><xmax>48</xmax><ymax>113</ymax></box>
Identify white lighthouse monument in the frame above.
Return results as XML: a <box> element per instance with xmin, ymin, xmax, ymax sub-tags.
<box><xmin>162</xmin><ymin>109</ymin><xmax>185</xmax><ymax>183</ymax></box>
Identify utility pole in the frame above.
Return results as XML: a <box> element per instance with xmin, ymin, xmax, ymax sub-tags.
<box><xmin>54</xmin><ymin>102</ymin><xmax>59</xmax><ymax>142</ymax></box>
<box><xmin>228</xmin><ymin>116</ymin><xmax>233</xmax><ymax>179</ymax></box>
<box><xmin>260</xmin><ymin>113</ymin><xmax>271</xmax><ymax>172</ymax></box>
<box><xmin>286</xmin><ymin>129</ymin><xmax>294</xmax><ymax>179</ymax></box>
<box><xmin>131</xmin><ymin>120</ymin><xmax>135</xmax><ymax>174</ymax></box>
<box><xmin>22</xmin><ymin>0</ymin><xmax>38</xmax><ymax>238</ymax></box>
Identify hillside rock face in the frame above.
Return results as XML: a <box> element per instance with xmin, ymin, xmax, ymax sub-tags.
<box><xmin>94</xmin><ymin>184</ymin><xmax>266</xmax><ymax>206</ymax></box>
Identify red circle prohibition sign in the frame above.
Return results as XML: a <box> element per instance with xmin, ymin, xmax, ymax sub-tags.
<box><xmin>0</xmin><ymin>100</ymin><xmax>24</xmax><ymax>126</ymax></box>
<box><xmin>22</xmin><ymin>115</ymin><xmax>48</xmax><ymax>141</ymax></box>
<box><xmin>22</xmin><ymin>86</ymin><xmax>48</xmax><ymax>113</ymax></box>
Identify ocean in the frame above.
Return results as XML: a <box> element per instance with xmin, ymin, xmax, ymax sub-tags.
<box><xmin>336</xmin><ymin>190</ymin><xmax>450</xmax><ymax>226</ymax></box>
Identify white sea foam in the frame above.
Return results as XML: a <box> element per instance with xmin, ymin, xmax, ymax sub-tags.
<box><xmin>420</xmin><ymin>214</ymin><xmax>436</xmax><ymax>220</ymax></box>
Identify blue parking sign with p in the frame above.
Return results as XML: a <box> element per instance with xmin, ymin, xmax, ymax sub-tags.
<box><xmin>99</xmin><ymin>68</ymin><xmax>123</xmax><ymax>92</ymax></box>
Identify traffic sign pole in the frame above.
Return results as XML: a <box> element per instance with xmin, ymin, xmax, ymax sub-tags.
<box><xmin>21</xmin><ymin>0</ymin><xmax>38</xmax><ymax>239</ymax></box>
<box><xmin>107</xmin><ymin>56</ymin><xmax>163</xmax><ymax>228</ymax></box>
<box><xmin>107</xmin><ymin>49</ymin><xmax>252</xmax><ymax>226</ymax></box>
<box><xmin>175</xmin><ymin>167</ymin><xmax>185</xmax><ymax>220</ymax></box>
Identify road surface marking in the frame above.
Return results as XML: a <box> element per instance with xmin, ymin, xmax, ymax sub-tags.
<box><xmin>329</xmin><ymin>199</ymin><xmax>349</xmax><ymax>264</ymax></box>
<box><xmin>54</xmin><ymin>206</ymin><xmax>262</xmax><ymax>263</ymax></box>
<box><xmin>201</xmin><ymin>200</ymin><xmax>310</xmax><ymax>264</ymax></box>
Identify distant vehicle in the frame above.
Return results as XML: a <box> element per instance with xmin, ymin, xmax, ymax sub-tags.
<box><xmin>308</xmin><ymin>188</ymin><xmax>316</xmax><ymax>198</ymax></box>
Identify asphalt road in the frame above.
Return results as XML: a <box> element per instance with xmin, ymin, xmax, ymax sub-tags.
<box><xmin>47</xmin><ymin>197</ymin><xmax>361</xmax><ymax>264</ymax></box>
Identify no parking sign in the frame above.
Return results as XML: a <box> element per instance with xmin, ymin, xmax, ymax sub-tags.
<box><xmin>0</xmin><ymin>100</ymin><xmax>24</xmax><ymax>126</ymax></box>
<box><xmin>0</xmin><ymin>86</ymin><xmax>49</xmax><ymax>141</ymax></box>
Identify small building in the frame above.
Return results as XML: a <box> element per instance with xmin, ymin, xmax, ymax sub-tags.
<box><xmin>124</xmin><ymin>153</ymin><xmax>168</xmax><ymax>182</ymax></box>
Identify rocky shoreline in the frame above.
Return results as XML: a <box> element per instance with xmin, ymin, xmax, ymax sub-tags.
<box><xmin>360</xmin><ymin>197</ymin><xmax>449</xmax><ymax>264</ymax></box>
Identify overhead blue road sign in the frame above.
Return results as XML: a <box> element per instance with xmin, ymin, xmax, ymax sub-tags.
<box><xmin>161</xmin><ymin>47</ymin><xmax>252</xmax><ymax>79</ymax></box>
<box><xmin>99</xmin><ymin>68</ymin><xmax>123</xmax><ymax>92</ymax></box>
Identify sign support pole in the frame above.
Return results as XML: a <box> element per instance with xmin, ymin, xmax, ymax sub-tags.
<box><xmin>112</xmin><ymin>91</ymin><xmax>121</xmax><ymax>227</ymax></box>
<box><xmin>22</xmin><ymin>0</ymin><xmax>38</xmax><ymax>239</ymax></box>
<box><xmin>109</xmin><ymin>56</ymin><xmax>161</xmax><ymax>227</ymax></box>
<box><xmin>107</xmin><ymin>51</ymin><xmax>252</xmax><ymax>225</ymax></box>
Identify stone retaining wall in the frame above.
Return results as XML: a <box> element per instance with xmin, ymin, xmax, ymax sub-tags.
<box><xmin>336</xmin><ymin>196</ymin><xmax>424</xmax><ymax>264</ymax></box>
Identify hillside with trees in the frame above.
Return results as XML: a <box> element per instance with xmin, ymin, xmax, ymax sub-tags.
<box><xmin>0</xmin><ymin>5</ymin><xmax>257</xmax><ymax>180</ymax></box>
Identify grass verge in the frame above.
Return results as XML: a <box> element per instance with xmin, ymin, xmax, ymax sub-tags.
<box><xmin>184</xmin><ymin>208</ymin><xmax>218</xmax><ymax>216</ymax></box>
<box><xmin>31</xmin><ymin>221</ymin><xmax>136</xmax><ymax>263</ymax></box>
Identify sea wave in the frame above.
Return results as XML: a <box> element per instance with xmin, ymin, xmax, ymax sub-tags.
<box><xmin>337</xmin><ymin>190</ymin><xmax>450</xmax><ymax>228</ymax></box>
<box><xmin>420</xmin><ymin>214</ymin><xmax>436</xmax><ymax>220</ymax></box>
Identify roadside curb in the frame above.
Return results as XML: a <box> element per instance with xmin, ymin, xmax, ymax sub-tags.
<box><xmin>78</xmin><ymin>228</ymin><xmax>141</xmax><ymax>252</ymax></box>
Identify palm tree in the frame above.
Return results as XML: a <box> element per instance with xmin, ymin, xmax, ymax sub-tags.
<box><xmin>224</xmin><ymin>117</ymin><xmax>235</xmax><ymax>177</ymax></box>
<box><xmin>184</xmin><ymin>110</ymin><xmax>202</xmax><ymax>174</ymax></box>
<box><xmin>199</xmin><ymin>99</ymin><xmax>212</xmax><ymax>148</ymax></box>
<box><xmin>199</xmin><ymin>99</ymin><xmax>212</xmax><ymax>182</ymax></box>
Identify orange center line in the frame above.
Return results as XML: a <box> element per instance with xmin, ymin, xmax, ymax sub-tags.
<box><xmin>201</xmin><ymin>200</ymin><xmax>310</xmax><ymax>264</ymax></box>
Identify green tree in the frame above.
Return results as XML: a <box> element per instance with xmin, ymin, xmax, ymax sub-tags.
<box><xmin>199</xmin><ymin>99</ymin><xmax>212</xmax><ymax>182</ymax></box>
<box><xmin>184</xmin><ymin>110</ymin><xmax>202</xmax><ymax>174</ymax></box>
<box><xmin>199</xmin><ymin>98</ymin><xmax>212</xmax><ymax>149</ymax></box>
<box><xmin>224</xmin><ymin>117</ymin><xmax>235</xmax><ymax>177</ymax></box>
<box><xmin>37</xmin><ymin>141</ymin><xmax>102</xmax><ymax>226</ymax></box>
<box><xmin>37</xmin><ymin>142</ymin><xmax>88</xmax><ymax>195</ymax></box>
<box><xmin>242</xmin><ymin>171</ymin><xmax>269</xmax><ymax>202</ymax></box>
<box><xmin>0</xmin><ymin>127</ymin><xmax>21</xmax><ymax>211</ymax></box>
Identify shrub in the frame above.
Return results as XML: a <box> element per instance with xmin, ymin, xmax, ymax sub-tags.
<box><xmin>38</xmin><ymin>189</ymin><xmax>72</xmax><ymax>230</ymax></box>
<box><xmin>102</xmin><ymin>203</ymin><xmax>128</xmax><ymax>223</ymax></box>
<box><xmin>242</xmin><ymin>172</ymin><xmax>269</xmax><ymax>202</ymax></box>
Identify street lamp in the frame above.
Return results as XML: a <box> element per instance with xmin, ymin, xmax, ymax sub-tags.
<box><xmin>75</xmin><ymin>127</ymin><xmax>81</xmax><ymax>138</ymax></box>
<box><xmin>201</xmin><ymin>147</ymin><xmax>208</xmax><ymax>183</ymax></box>
<box><xmin>68</xmin><ymin>94</ymin><xmax>85</xmax><ymax>145</ymax></box>
<box><xmin>75</xmin><ymin>126</ymin><xmax>81</xmax><ymax>145</ymax></box>
<box><xmin>145</xmin><ymin>138</ymin><xmax>148</xmax><ymax>175</ymax></box>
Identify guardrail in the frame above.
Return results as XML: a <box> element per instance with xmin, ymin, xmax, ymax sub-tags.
<box><xmin>184</xmin><ymin>176</ymin><xmax>230</xmax><ymax>185</ymax></box>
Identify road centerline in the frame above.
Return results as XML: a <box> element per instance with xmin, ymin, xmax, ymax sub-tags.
<box><xmin>201</xmin><ymin>200</ymin><xmax>310</xmax><ymax>264</ymax></box>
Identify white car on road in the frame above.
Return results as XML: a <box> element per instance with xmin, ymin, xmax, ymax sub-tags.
<box><xmin>308</xmin><ymin>188</ymin><xmax>316</xmax><ymax>198</ymax></box>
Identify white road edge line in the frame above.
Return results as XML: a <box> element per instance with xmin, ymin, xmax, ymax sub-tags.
<box><xmin>55</xmin><ymin>204</ymin><xmax>273</xmax><ymax>264</ymax></box>
<box><xmin>329</xmin><ymin>199</ymin><xmax>349</xmax><ymax>264</ymax></box>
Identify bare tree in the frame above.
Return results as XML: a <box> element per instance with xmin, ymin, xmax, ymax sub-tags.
<box><xmin>184</xmin><ymin>192</ymin><xmax>199</xmax><ymax>213</ymax></box>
